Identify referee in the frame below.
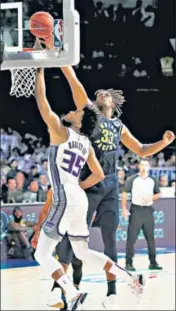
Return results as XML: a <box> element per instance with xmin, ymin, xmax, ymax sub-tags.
<box><xmin>121</xmin><ymin>158</ymin><xmax>163</xmax><ymax>271</ymax></box>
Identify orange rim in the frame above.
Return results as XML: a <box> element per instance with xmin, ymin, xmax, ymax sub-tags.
<box><xmin>23</xmin><ymin>48</ymin><xmax>34</xmax><ymax>52</ymax></box>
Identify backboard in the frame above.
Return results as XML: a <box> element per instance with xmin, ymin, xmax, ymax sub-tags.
<box><xmin>0</xmin><ymin>0</ymin><xmax>80</xmax><ymax>70</ymax></box>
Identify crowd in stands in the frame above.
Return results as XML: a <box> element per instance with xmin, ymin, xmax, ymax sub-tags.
<box><xmin>1</xmin><ymin>0</ymin><xmax>175</xmax><ymax>78</ymax></box>
<box><xmin>1</xmin><ymin>127</ymin><xmax>175</xmax><ymax>204</ymax></box>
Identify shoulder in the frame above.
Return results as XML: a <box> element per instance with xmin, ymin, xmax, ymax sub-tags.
<box><xmin>149</xmin><ymin>176</ymin><xmax>158</xmax><ymax>184</ymax></box>
<box><xmin>126</xmin><ymin>174</ymin><xmax>139</xmax><ymax>183</ymax></box>
<box><xmin>112</xmin><ymin>118</ymin><xmax>123</xmax><ymax>134</ymax></box>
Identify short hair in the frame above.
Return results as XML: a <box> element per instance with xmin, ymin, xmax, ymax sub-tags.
<box><xmin>7</xmin><ymin>177</ymin><xmax>15</xmax><ymax>183</ymax></box>
<box><xmin>13</xmin><ymin>206</ymin><xmax>22</xmax><ymax>215</ymax></box>
<box><xmin>139</xmin><ymin>157</ymin><xmax>150</xmax><ymax>163</ymax></box>
<box><xmin>42</xmin><ymin>159</ymin><xmax>48</xmax><ymax>164</ymax></box>
<box><xmin>80</xmin><ymin>105</ymin><xmax>99</xmax><ymax>138</ymax></box>
<box><xmin>95</xmin><ymin>88</ymin><xmax>125</xmax><ymax>117</ymax></box>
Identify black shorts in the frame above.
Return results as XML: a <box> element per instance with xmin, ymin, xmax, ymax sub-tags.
<box><xmin>86</xmin><ymin>174</ymin><xmax>119</xmax><ymax>230</ymax></box>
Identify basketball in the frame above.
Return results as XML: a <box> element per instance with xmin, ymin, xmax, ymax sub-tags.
<box><xmin>29</xmin><ymin>11</ymin><xmax>54</xmax><ymax>38</ymax></box>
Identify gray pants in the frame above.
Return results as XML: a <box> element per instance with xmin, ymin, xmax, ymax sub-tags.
<box><xmin>126</xmin><ymin>204</ymin><xmax>156</xmax><ymax>264</ymax></box>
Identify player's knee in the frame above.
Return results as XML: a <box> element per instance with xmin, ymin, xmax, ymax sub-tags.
<box><xmin>34</xmin><ymin>247</ymin><xmax>47</xmax><ymax>265</ymax></box>
<box><xmin>72</xmin><ymin>256</ymin><xmax>83</xmax><ymax>271</ymax></box>
<box><xmin>34</xmin><ymin>248</ymin><xmax>42</xmax><ymax>264</ymax></box>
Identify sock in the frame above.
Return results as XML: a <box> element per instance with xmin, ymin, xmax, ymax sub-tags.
<box><xmin>57</xmin><ymin>275</ymin><xmax>79</xmax><ymax>300</ymax></box>
<box><xmin>73</xmin><ymin>268</ymin><xmax>82</xmax><ymax>289</ymax></box>
<box><xmin>109</xmin><ymin>263</ymin><xmax>132</xmax><ymax>283</ymax></box>
<box><xmin>107</xmin><ymin>279</ymin><xmax>116</xmax><ymax>296</ymax></box>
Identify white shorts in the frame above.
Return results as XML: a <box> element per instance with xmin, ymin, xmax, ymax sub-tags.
<box><xmin>43</xmin><ymin>184</ymin><xmax>89</xmax><ymax>240</ymax></box>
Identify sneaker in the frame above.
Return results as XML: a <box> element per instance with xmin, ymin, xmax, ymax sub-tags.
<box><xmin>68</xmin><ymin>293</ymin><xmax>88</xmax><ymax>311</ymax></box>
<box><xmin>47</xmin><ymin>288</ymin><xmax>65</xmax><ymax>309</ymax></box>
<box><xmin>129</xmin><ymin>274</ymin><xmax>146</xmax><ymax>297</ymax></box>
<box><xmin>149</xmin><ymin>262</ymin><xmax>163</xmax><ymax>270</ymax></box>
<box><xmin>102</xmin><ymin>294</ymin><xmax>119</xmax><ymax>310</ymax></box>
<box><xmin>125</xmin><ymin>263</ymin><xmax>136</xmax><ymax>271</ymax></box>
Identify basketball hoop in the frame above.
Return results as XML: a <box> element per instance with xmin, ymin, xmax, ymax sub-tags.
<box><xmin>9</xmin><ymin>48</ymin><xmax>37</xmax><ymax>98</ymax></box>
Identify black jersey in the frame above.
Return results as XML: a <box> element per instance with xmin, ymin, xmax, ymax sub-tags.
<box><xmin>81</xmin><ymin>115</ymin><xmax>123</xmax><ymax>179</ymax></box>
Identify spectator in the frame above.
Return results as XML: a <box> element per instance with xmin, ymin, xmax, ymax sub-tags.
<box><xmin>22</xmin><ymin>180</ymin><xmax>39</xmax><ymax>203</ymax></box>
<box><xmin>7</xmin><ymin>127</ymin><xmax>19</xmax><ymax>151</ymax></box>
<box><xmin>141</xmin><ymin>5</ymin><xmax>156</xmax><ymax>28</ymax></box>
<box><xmin>159</xmin><ymin>174</ymin><xmax>169</xmax><ymax>187</ymax></box>
<box><xmin>2</xmin><ymin>177</ymin><xmax>23</xmax><ymax>204</ymax></box>
<box><xmin>7</xmin><ymin>207</ymin><xmax>35</xmax><ymax>259</ymax></box>
<box><xmin>157</xmin><ymin>152</ymin><xmax>165</xmax><ymax>167</ymax></box>
<box><xmin>1</xmin><ymin>152</ymin><xmax>10</xmax><ymax>176</ymax></box>
<box><xmin>171</xmin><ymin>180</ymin><xmax>176</xmax><ymax>189</ymax></box>
<box><xmin>0</xmin><ymin>174</ymin><xmax>7</xmax><ymax>202</ymax></box>
<box><xmin>6</xmin><ymin>158</ymin><xmax>19</xmax><ymax>178</ymax></box>
<box><xmin>167</xmin><ymin>154</ymin><xmax>176</xmax><ymax>167</ymax></box>
<box><xmin>0</xmin><ymin>128</ymin><xmax>9</xmax><ymax>157</ymax></box>
<box><xmin>122</xmin><ymin>158</ymin><xmax>162</xmax><ymax>271</ymax></box>
<box><xmin>40</xmin><ymin>159</ymin><xmax>48</xmax><ymax>175</ymax></box>
<box><xmin>38</xmin><ymin>174</ymin><xmax>49</xmax><ymax>202</ymax></box>
<box><xmin>15</xmin><ymin>171</ymin><xmax>27</xmax><ymax>191</ymax></box>
<box><xmin>28</xmin><ymin>165</ymin><xmax>39</xmax><ymax>182</ymax></box>
<box><xmin>127</xmin><ymin>159</ymin><xmax>139</xmax><ymax>177</ymax></box>
<box><xmin>117</xmin><ymin>168</ymin><xmax>126</xmax><ymax>193</ymax></box>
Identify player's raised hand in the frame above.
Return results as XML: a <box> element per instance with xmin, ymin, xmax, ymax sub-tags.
<box><xmin>163</xmin><ymin>131</ymin><xmax>175</xmax><ymax>145</ymax></box>
<box><xmin>38</xmin><ymin>36</ymin><xmax>55</xmax><ymax>50</ymax></box>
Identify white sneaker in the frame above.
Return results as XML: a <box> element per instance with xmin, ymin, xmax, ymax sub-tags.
<box><xmin>68</xmin><ymin>293</ymin><xmax>88</xmax><ymax>311</ymax></box>
<box><xmin>102</xmin><ymin>294</ymin><xmax>119</xmax><ymax>310</ymax></box>
<box><xmin>47</xmin><ymin>288</ymin><xmax>64</xmax><ymax>309</ymax></box>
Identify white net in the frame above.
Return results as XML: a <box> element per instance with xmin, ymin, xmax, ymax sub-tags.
<box><xmin>10</xmin><ymin>68</ymin><xmax>37</xmax><ymax>98</ymax></box>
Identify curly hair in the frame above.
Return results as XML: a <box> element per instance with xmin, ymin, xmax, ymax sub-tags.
<box><xmin>80</xmin><ymin>105</ymin><xmax>99</xmax><ymax>138</ymax></box>
<box><xmin>95</xmin><ymin>88</ymin><xmax>125</xmax><ymax>117</ymax></box>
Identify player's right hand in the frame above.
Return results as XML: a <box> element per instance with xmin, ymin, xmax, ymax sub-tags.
<box><xmin>31</xmin><ymin>231</ymin><xmax>40</xmax><ymax>249</ymax></box>
<box><xmin>122</xmin><ymin>208</ymin><xmax>130</xmax><ymax>220</ymax></box>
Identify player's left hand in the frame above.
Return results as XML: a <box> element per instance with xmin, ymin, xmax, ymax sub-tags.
<box><xmin>31</xmin><ymin>230</ymin><xmax>40</xmax><ymax>249</ymax></box>
<box><xmin>163</xmin><ymin>131</ymin><xmax>175</xmax><ymax>145</ymax></box>
<box><xmin>39</xmin><ymin>36</ymin><xmax>55</xmax><ymax>50</ymax></box>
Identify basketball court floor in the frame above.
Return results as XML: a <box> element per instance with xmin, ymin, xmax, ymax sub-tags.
<box><xmin>1</xmin><ymin>252</ymin><xmax>175</xmax><ymax>310</ymax></box>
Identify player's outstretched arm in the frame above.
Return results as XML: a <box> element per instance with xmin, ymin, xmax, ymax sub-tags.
<box><xmin>121</xmin><ymin>125</ymin><xmax>175</xmax><ymax>157</ymax></box>
<box><xmin>61</xmin><ymin>66</ymin><xmax>90</xmax><ymax>109</ymax></box>
<box><xmin>79</xmin><ymin>146</ymin><xmax>105</xmax><ymax>190</ymax></box>
<box><xmin>35</xmin><ymin>68</ymin><xmax>61</xmax><ymax>132</ymax></box>
<box><xmin>40</xmin><ymin>38</ymin><xmax>90</xmax><ymax>109</ymax></box>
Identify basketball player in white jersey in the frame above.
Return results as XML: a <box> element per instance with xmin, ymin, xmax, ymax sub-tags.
<box><xmin>34</xmin><ymin>68</ymin><xmax>146</xmax><ymax>310</ymax></box>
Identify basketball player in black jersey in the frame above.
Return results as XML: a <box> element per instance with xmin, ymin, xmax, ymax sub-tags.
<box><xmin>48</xmin><ymin>65</ymin><xmax>175</xmax><ymax>310</ymax></box>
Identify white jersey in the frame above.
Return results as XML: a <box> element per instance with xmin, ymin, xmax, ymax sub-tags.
<box><xmin>48</xmin><ymin>128</ymin><xmax>90</xmax><ymax>187</ymax></box>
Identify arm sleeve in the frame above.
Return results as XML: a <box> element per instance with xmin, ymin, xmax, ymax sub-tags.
<box><xmin>123</xmin><ymin>175</ymin><xmax>135</xmax><ymax>193</ymax></box>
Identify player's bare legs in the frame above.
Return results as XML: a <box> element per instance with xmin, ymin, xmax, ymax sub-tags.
<box><xmin>35</xmin><ymin>230</ymin><xmax>145</xmax><ymax>310</ymax></box>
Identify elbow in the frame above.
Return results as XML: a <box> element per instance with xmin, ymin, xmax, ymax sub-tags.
<box><xmin>137</xmin><ymin>145</ymin><xmax>146</xmax><ymax>157</ymax></box>
<box><xmin>98</xmin><ymin>171</ymin><xmax>105</xmax><ymax>182</ymax></box>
